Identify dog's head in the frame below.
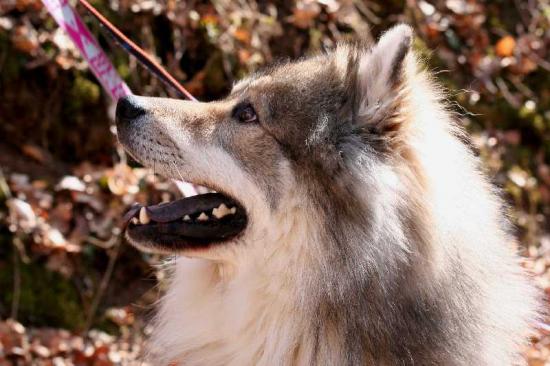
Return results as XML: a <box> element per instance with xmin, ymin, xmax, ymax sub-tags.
<box><xmin>116</xmin><ymin>25</ymin><xmax>416</xmax><ymax>260</ymax></box>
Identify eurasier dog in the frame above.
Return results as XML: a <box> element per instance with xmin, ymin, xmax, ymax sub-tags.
<box><xmin>116</xmin><ymin>25</ymin><xmax>538</xmax><ymax>365</ymax></box>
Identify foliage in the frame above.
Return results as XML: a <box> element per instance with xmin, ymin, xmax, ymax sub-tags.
<box><xmin>0</xmin><ymin>0</ymin><xmax>548</xmax><ymax>364</ymax></box>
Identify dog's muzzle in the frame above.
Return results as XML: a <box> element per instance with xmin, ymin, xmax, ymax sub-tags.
<box><xmin>114</xmin><ymin>95</ymin><xmax>249</xmax><ymax>253</ymax></box>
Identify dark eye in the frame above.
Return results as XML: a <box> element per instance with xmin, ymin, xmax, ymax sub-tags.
<box><xmin>234</xmin><ymin>104</ymin><xmax>258</xmax><ymax>123</ymax></box>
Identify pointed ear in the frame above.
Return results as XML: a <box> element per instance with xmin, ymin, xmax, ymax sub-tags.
<box><xmin>355</xmin><ymin>24</ymin><xmax>413</xmax><ymax>122</ymax></box>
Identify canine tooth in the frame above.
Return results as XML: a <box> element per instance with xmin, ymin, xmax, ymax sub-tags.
<box><xmin>139</xmin><ymin>207</ymin><xmax>151</xmax><ymax>224</ymax></box>
<box><xmin>197</xmin><ymin>212</ymin><xmax>209</xmax><ymax>221</ymax></box>
<box><xmin>229</xmin><ymin>207</ymin><xmax>237</xmax><ymax>214</ymax></box>
<box><xmin>183</xmin><ymin>215</ymin><xmax>191</xmax><ymax>221</ymax></box>
<box><xmin>131</xmin><ymin>217</ymin><xmax>139</xmax><ymax>225</ymax></box>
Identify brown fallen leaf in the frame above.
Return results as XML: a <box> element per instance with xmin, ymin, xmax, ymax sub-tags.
<box><xmin>233</xmin><ymin>27</ymin><xmax>251</xmax><ymax>44</ymax></box>
<box><xmin>496</xmin><ymin>35</ymin><xmax>516</xmax><ymax>57</ymax></box>
<box><xmin>11</xmin><ymin>24</ymin><xmax>39</xmax><ymax>54</ymax></box>
<box><xmin>21</xmin><ymin>144</ymin><xmax>50</xmax><ymax>163</ymax></box>
<box><xmin>290</xmin><ymin>2</ymin><xmax>320</xmax><ymax>29</ymax></box>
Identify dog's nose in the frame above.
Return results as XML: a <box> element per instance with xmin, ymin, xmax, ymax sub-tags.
<box><xmin>116</xmin><ymin>95</ymin><xmax>146</xmax><ymax>122</ymax></box>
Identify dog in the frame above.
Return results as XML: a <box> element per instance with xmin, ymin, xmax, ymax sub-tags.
<box><xmin>115</xmin><ymin>24</ymin><xmax>539</xmax><ymax>365</ymax></box>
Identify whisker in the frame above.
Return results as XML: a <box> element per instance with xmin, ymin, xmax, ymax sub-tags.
<box><xmin>169</xmin><ymin>160</ymin><xmax>186</xmax><ymax>183</ymax></box>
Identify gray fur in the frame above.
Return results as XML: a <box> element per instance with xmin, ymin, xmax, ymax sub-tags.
<box><xmin>116</xmin><ymin>25</ymin><xmax>539</xmax><ymax>365</ymax></box>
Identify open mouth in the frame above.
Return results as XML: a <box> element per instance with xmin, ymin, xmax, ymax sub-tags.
<box><xmin>123</xmin><ymin>191</ymin><xmax>247</xmax><ymax>252</ymax></box>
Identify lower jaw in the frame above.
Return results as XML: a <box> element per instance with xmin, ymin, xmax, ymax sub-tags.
<box><xmin>126</xmin><ymin>227</ymin><xmax>238</xmax><ymax>252</ymax></box>
<box><xmin>125</xmin><ymin>216</ymin><xmax>247</xmax><ymax>254</ymax></box>
<box><xmin>126</xmin><ymin>232</ymin><xmax>218</xmax><ymax>254</ymax></box>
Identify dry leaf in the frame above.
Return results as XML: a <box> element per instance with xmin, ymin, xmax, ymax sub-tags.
<box><xmin>496</xmin><ymin>35</ymin><xmax>516</xmax><ymax>57</ymax></box>
<box><xmin>11</xmin><ymin>24</ymin><xmax>39</xmax><ymax>54</ymax></box>
<box><xmin>233</xmin><ymin>27</ymin><xmax>251</xmax><ymax>44</ymax></box>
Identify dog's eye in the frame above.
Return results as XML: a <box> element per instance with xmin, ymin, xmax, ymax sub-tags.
<box><xmin>235</xmin><ymin>105</ymin><xmax>258</xmax><ymax>123</ymax></box>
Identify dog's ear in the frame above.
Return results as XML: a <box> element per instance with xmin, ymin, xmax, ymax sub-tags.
<box><xmin>340</xmin><ymin>24</ymin><xmax>413</xmax><ymax>134</ymax></box>
<box><xmin>359</xmin><ymin>24</ymin><xmax>412</xmax><ymax>98</ymax></box>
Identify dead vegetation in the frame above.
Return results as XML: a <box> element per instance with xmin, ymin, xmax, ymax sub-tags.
<box><xmin>0</xmin><ymin>0</ymin><xmax>549</xmax><ymax>364</ymax></box>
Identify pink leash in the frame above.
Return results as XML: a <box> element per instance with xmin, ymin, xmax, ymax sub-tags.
<box><xmin>41</xmin><ymin>0</ymin><xmax>131</xmax><ymax>100</ymax></box>
<box><xmin>41</xmin><ymin>0</ymin><xmax>199</xmax><ymax>196</ymax></box>
<box><xmin>40</xmin><ymin>0</ymin><xmax>195</xmax><ymax>101</ymax></box>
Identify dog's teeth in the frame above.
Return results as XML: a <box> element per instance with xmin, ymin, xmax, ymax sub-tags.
<box><xmin>183</xmin><ymin>215</ymin><xmax>191</xmax><ymax>221</ymax></box>
<box><xmin>212</xmin><ymin>203</ymin><xmax>229</xmax><ymax>219</ymax></box>
<box><xmin>197</xmin><ymin>212</ymin><xmax>209</xmax><ymax>221</ymax></box>
<box><xmin>229</xmin><ymin>207</ymin><xmax>237</xmax><ymax>214</ymax></box>
<box><xmin>139</xmin><ymin>207</ymin><xmax>151</xmax><ymax>224</ymax></box>
<box><xmin>131</xmin><ymin>217</ymin><xmax>139</xmax><ymax>225</ymax></box>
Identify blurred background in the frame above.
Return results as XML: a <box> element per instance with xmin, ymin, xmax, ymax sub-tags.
<box><xmin>0</xmin><ymin>0</ymin><xmax>549</xmax><ymax>364</ymax></box>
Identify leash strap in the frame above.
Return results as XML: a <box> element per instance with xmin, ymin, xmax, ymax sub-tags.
<box><xmin>78</xmin><ymin>0</ymin><xmax>196</xmax><ymax>101</ymax></box>
<box><xmin>41</xmin><ymin>0</ymin><xmax>200</xmax><ymax>196</ymax></box>
<box><xmin>41</xmin><ymin>0</ymin><xmax>196</xmax><ymax>101</ymax></box>
<box><xmin>41</xmin><ymin>0</ymin><xmax>131</xmax><ymax>100</ymax></box>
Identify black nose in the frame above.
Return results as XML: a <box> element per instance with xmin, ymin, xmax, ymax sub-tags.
<box><xmin>116</xmin><ymin>95</ymin><xmax>146</xmax><ymax>122</ymax></box>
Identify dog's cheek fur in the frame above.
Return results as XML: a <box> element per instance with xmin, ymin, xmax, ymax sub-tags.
<box><xmin>216</xmin><ymin>122</ymin><xmax>285</xmax><ymax>209</ymax></box>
